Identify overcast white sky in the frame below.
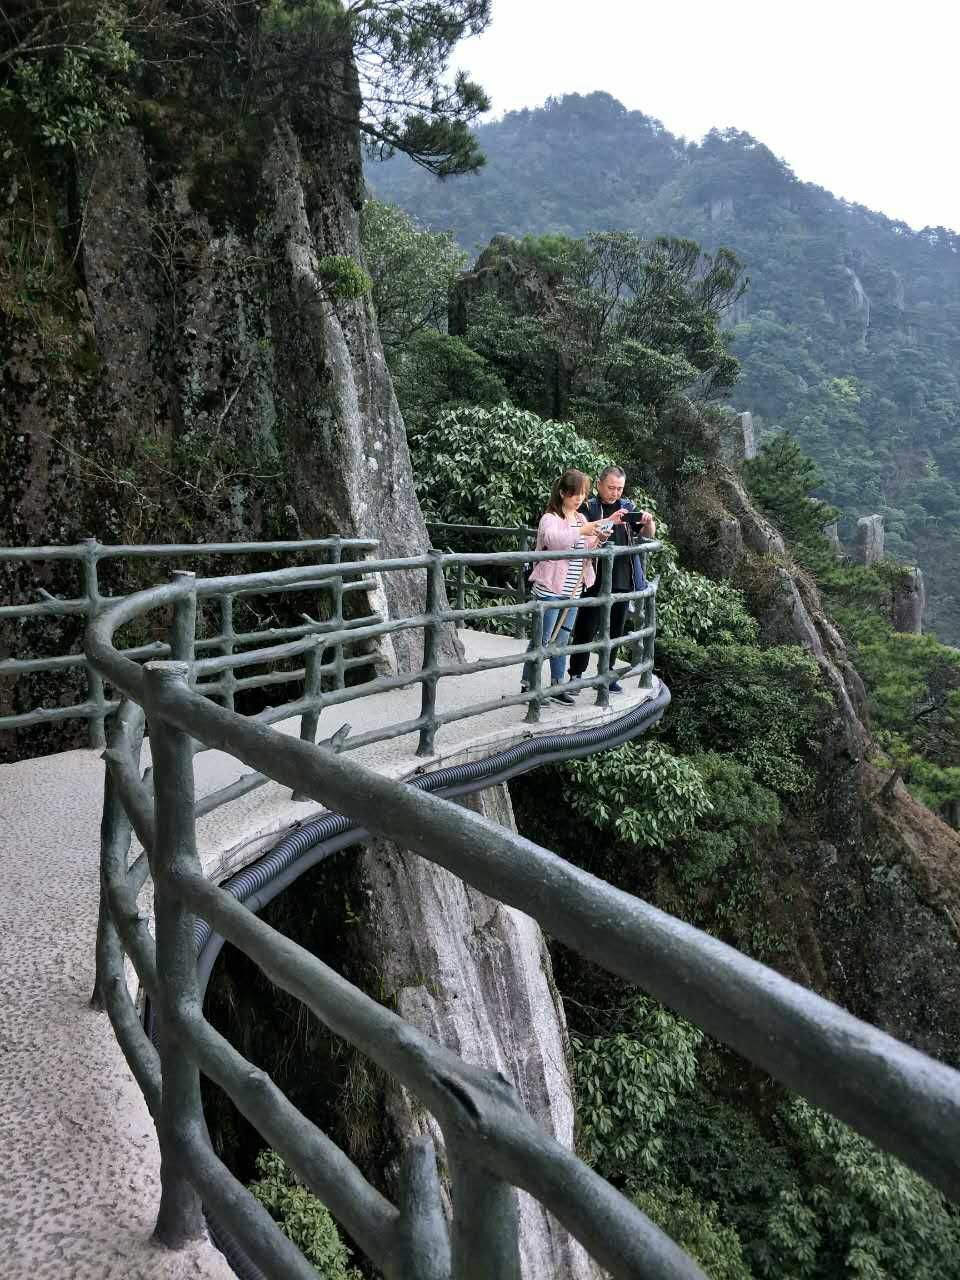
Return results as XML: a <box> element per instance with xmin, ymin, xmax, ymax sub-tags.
<box><xmin>454</xmin><ymin>0</ymin><xmax>957</xmax><ymax>232</ymax></box>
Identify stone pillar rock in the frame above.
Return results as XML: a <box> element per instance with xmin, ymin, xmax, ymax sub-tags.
<box><xmin>353</xmin><ymin>783</ymin><xmax>598</xmax><ymax>1280</ymax></box>
<box><xmin>855</xmin><ymin>514</ymin><xmax>884</xmax><ymax>566</ymax></box>
<box><xmin>890</xmin><ymin>567</ymin><xmax>925</xmax><ymax>635</ymax></box>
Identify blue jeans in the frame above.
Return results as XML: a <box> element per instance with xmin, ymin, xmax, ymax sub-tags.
<box><xmin>522</xmin><ymin>593</ymin><xmax>579</xmax><ymax>687</ymax></box>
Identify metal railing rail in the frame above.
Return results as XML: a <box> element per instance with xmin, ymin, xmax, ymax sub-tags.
<box><xmin>0</xmin><ymin>536</ymin><xmax>378</xmax><ymax>747</ymax></box>
<box><xmin>87</xmin><ymin>562</ymin><xmax>960</xmax><ymax>1280</ymax></box>
<box><xmin>95</xmin><ymin>541</ymin><xmax>660</xmax><ymax>822</ymax></box>
<box><xmin>427</xmin><ymin>521</ymin><xmax>535</xmax><ymax>638</ymax></box>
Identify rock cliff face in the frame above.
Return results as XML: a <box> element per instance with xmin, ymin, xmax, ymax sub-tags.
<box><xmin>352</xmin><ymin>784</ymin><xmax>597</xmax><ymax>1279</ymax></box>
<box><xmin>889</xmin><ymin>566</ymin><xmax>926</xmax><ymax>634</ymax></box>
<box><xmin>670</xmin><ymin>461</ymin><xmax>960</xmax><ymax>1064</ymax></box>
<box><xmin>1</xmin><ymin>78</ymin><xmax>456</xmax><ymax>753</ymax></box>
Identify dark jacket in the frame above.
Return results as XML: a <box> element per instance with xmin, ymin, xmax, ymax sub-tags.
<box><xmin>580</xmin><ymin>496</ymin><xmax>649</xmax><ymax>592</ymax></box>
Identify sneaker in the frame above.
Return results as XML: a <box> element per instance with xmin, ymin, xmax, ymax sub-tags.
<box><xmin>608</xmin><ymin>680</ymin><xmax>624</xmax><ymax>693</ymax></box>
<box><xmin>550</xmin><ymin>683</ymin><xmax>576</xmax><ymax>705</ymax></box>
<box><xmin>566</xmin><ymin>678</ymin><xmax>582</xmax><ymax>695</ymax></box>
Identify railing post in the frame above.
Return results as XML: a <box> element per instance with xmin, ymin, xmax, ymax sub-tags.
<box><xmin>292</xmin><ymin>639</ymin><xmax>324</xmax><ymax>801</ymax></box>
<box><xmin>169</xmin><ymin>570</ymin><xmax>197</xmax><ymax>670</ymax></box>
<box><xmin>143</xmin><ymin>660</ymin><xmax>205</xmax><ymax>1248</ymax></box>
<box><xmin>417</xmin><ymin>550</ymin><xmax>444</xmax><ymax>757</ymax></box>
<box><xmin>81</xmin><ymin>537</ymin><xmax>108</xmax><ymax>748</ymax></box>
<box><xmin>448</xmin><ymin>1143</ymin><xmax>520</xmax><ymax>1280</ymax></box>
<box><xmin>524</xmin><ymin>602</ymin><xmax>544</xmax><ymax>724</ymax></box>
<box><xmin>594</xmin><ymin>546</ymin><xmax>614</xmax><ymax>709</ymax></box>
<box><xmin>219</xmin><ymin>593</ymin><xmax>236</xmax><ymax>711</ymax></box>
<box><xmin>641</xmin><ymin>578</ymin><xmax>656</xmax><ymax>689</ymax></box>
<box><xmin>515</xmin><ymin>526</ymin><xmax>530</xmax><ymax>639</ymax></box>
<box><xmin>456</xmin><ymin>559</ymin><xmax>467</xmax><ymax>614</ymax></box>
<box><xmin>396</xmin><ymin>1137</ymin><xmax>451</xmax><ymax>1280</ymax></box>
<box><xmin>330</xmin><ymin>536</ymin><xmax>346</xmax><ymax>691</ymax></box>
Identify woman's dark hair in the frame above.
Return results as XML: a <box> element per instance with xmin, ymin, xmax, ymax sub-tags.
<box><xmin>545</xmin><ymin>469</ymin><xmax>591</xmax><ymax>518</ymax></box>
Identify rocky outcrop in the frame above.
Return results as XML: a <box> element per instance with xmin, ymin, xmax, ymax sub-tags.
<box><xmin>1</xmin><ymin>70</ymin><xmax>458</xmax><ymax>755</ymax></box>
<box><xmin>677</xmin><ymin>467</ymin><xmax>869</xmax><ymax>755</ymax></box>
<box><xmin>449</xmin><ymin>236</ymin><xmax>572</xmax><ymax>421</ymax></box>
<box><xmin>719</xmin><ymin>410</ymin><xmax>756</xmax><ymax>466</ymax></box>
<box><xmin>823</xmin><ymin>521</ymin><xmax>842</xmax><ymax>556</ymax></box>
<box><xmin>889</xmin><ymin>566</ymin><xmax>925</xmax><ymax>634</ymax></box>
<box><xmin>353</xmin><ymin>784</ymin><xmax>597</xmax><ymax>1280</ymax></box>
<box><xmin>842</xmin><ymin>265</ymin><xmax>871</xmax><ymax>350</ymax></box>
<box><xmin>855</xmin><ymin>513</ymin><xmax>884</xmax><ymax>565</ymax></box>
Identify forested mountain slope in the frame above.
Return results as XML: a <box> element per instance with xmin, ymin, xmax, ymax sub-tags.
<box><xmin>367</xmin><ymin>91</ymin><xmax>960</xmax><ymax>641</ymax></box>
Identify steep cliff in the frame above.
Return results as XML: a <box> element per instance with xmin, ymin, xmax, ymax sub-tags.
<box><xmin>352</xmin><ymin>786</ymin><xmax>597</xmax><ymax>1280</ymax></box>
<box><xmin>667</xmin><ymin>459</ymin><xmax>960</xmax><ymax>1063</ymax></box>
<box><xmin>1</xmin><ymin>70</ymin><xmax>447</xmax><ymax>757</ymax></box>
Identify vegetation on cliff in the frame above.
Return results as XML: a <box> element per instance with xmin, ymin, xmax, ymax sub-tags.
<box><xmin>371</xmin><ymin>209</ymin><xmax>960</xmax><ymax>1274</ymax></box>
<box><xmin>367</xmin><ymin>90</ymin><xmax>960</xmax><ymax>642</ymax></box>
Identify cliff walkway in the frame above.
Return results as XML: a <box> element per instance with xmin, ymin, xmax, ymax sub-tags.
<box><xmin>1</xmin><ymin>533</ymin><xmax>959</xmax><ymax>1280</ymax></box>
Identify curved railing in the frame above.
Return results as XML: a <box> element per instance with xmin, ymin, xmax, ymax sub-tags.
<box><xmin>86</xmin><ymin>547</ymin><xmax>960</xmax><ymax>1280</ymax></box>
<box><xmin>0</xmin><ymin>536</ymin><xmax>377</xmax><ymax>748</ymax></box>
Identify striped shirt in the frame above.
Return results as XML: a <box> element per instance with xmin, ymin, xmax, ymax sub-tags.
<box><xmin>533</xmin><ymin>514</ymin><xmax>588</xmax><ymax>599</ymax></box>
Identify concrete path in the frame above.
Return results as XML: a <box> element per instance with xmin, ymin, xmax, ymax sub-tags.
<box><xmin>0</xmin><ymin>630</ymin><xmax>659</xmax><ymax>1278</ymax></box>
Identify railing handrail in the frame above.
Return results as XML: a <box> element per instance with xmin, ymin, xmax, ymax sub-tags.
<box><xmin>0</xmin><ymin>535</ymin><xmax>379</xmax><ymax>748</ymax></box>
<box><xmin>88</xmin><ymin>559</ymin><xmax>960</xmax><ymax>1280</ymax></box>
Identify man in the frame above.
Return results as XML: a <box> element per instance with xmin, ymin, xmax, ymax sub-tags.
<box><xmin>567</xmin><ymin>466</ymin><xmax>656</xmax><ymax>693</ymax></box>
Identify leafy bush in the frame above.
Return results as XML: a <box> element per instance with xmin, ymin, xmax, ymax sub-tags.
<box><xmin>411</xmin><ymin>402</ymin><xmax>615</xmax><ymax>527</ymax></box>
<box><xmin>0</xmin><ymin>7</ymin><xmax>136</xmax><ymax>154</ymax></box>
<box><xmin>776</xmin><ymin>1098</ymin><xmax>960</xmax><ymax>1280</ymax></box>
<box><xmin>657</xmin><ymin>638</ymin><xmax>830</xmax><ymax>799</ymax></box>
<box><xmin>360</xmin><ymin>198</ymin><xmax>466</xmax><ymax>353</ymax></box>
<box><xmin>390</xmin><ymin>329</ymin><xmax>508</xmax><ymax>434</ymax></box>
<box><xmin>565</xmin><ymin>741</ymin><xmax>713</xmax><ymax>851</ymax></box>
<box><xmin>573</xmin><ymin>995</ymin><xmax>702</xmax><ymax>1178</ymax></box>
<box><xmin>316</xmin><ymin>255</ymin><xmax>372</xmax><ymax>301</ymax></box>
<box><xmin>247</xmin><ymin>1149</ymin><xmax>362</xmax><ymax>1278</ymax></box>
<box><xmin>657</xmin><ymin>565</ymin><xmax>759</xmax><ymax>647</ymax></box>
<box><xmin>629</xmin><ymin>1182</ymin><xmax>752</xmax><ymax>1280</ymax></box>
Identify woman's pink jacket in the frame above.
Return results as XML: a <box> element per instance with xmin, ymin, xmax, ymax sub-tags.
<box><xmin>527</xmin><ymin>512</ymin><xmax>597</xmax><ymax>595</ymax></box>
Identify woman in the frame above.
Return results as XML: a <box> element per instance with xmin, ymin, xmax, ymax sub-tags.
<box><xmin>521</xmin><ymin>469</ymin><xmax>623</xmax><ymax>703</ymax></box>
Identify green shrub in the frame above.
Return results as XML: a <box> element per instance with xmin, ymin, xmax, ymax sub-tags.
<box><xmin>629</xmin><ymin>1182</ymin><xmax>752</xmax><ymax>1280</ymax></box>
<box><xmin>247</xmin><ymin>1149</ymin><xmax>362</xmax><ymax>1278</ymax></box>
<box><xmin>565</xmin><ymin>741</ymin><xmax>713</xmax><ymax>851</ymax></box>
<box><xmin>411</xmin><ymin>402</ymin><xmax>620</xmax><ymax>527</ymax></box>
<box><xmin>657</xmin><ymin>565</ymin><xmax>759</xmax><ymax>647</ymax></box>
<box><xmin>573</xmin><ymin>995</ymin><xmax>702</xmax><ymax>1178</ymax></box>
<box><xmin>316</xmin><ymin>255</ymin><xmax>372</xmax><ymax>301</ymax></box>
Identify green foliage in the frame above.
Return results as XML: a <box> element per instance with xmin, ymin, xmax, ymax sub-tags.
<box><xmin>657</xmin><ymin>565</ymin><xmax>759</xmax><ymax>647</ymax></box>
<box><xmin>657</xmin><ymin>638</ymin><xmax>830</xmax><ymax>799</ymax></box>
<box><xmin>744</xmin><ymin>434</ymin><xmax>960</xmax><ymax>819</ymax></box>
<box><xmin>368</xmin><ymin>90</ymin><xmax>960</xmax><ymax>642</ymax></box>
<box><xmin>776</xmin><ymin>1099</ymin><xmax>960</xmax><ymax>1280</ymax></box>
<box><xmin>360</xmin><ymin>199</ymin><xmax>466</xmax><ymax>352</ymax></box>
<box><xmin>572</xmin><ymin>996</ymin><xmax>702</xmax><ymax>1178</ymax></box>
<box><xmin>411</xmin><ymin>402</ymin><xmax>613</xmax><ymax>527</ymax></box>
<box><xmin>263</xmin><ymin>0</ymin><xmax>491</xmax><ymax>175</ymax></box>
<box><xmin>316</xmin><ymin>255</ymin><xmax>372</xmax><ymax>301</ymax></box>
<box><xmin>566</xmin><ymin>741</ymin><xmax>713</xmax><ymax>851</ymax></box>
<box><xmin>390</xmin><ymin>329</ymin><xmax>508</xmax><ymax>434</ymax></box>
<box><xmin>0</xmin><ymin>5</ymin><xmax>136</xmax><ymax>155</ymax></box>
<box><xmin>247</xmin><ymin>1149</ymin><xmax>362</xmax><ymax>1278</ymax></box>
<box><xmin>629</xmin><ymin>1183</ymin><xmax>752</xmax><ymax>1280</ymax></box>
<box><xmin>458</xmin><ymin>231</ymin><xmax>744</xmax><ymax>467</ymax></box>
<box><xmin>743</xmin><ymin>433</ymin><xmax>839</xmax><ymax>563</ymax></box>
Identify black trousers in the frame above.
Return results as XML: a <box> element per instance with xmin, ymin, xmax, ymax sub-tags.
<box><xmin>568</xmin><ymin>586</ymin><xmax>632</xmax><ymax>678</ymax></box>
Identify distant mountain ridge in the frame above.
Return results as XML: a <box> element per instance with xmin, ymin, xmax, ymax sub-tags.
<box><xmin>366</xmin><ymin>91</ymin><xmax>960</xmax><ymax>642</ymax></box>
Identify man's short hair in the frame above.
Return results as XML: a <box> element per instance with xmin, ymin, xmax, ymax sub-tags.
<box><xmin>598</xmin><ymin>465</ymin><xmax>626</xmax><ymax>482</ymax></box>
